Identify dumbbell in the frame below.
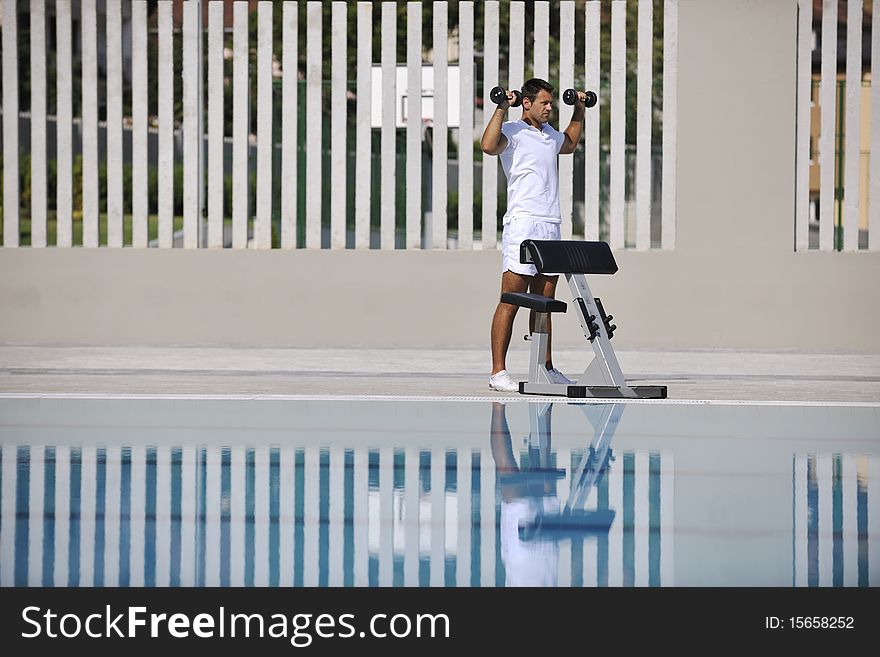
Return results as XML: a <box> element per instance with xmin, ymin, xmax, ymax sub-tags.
<box><xmin>490</xmin><ymin>86</ymin><xmax>523</xmax><ymax>108</ymax></box>
<box><xmin>562</xmin><ymin>88</ymin><xmax>598</xmax><ymax>108</ymax></box>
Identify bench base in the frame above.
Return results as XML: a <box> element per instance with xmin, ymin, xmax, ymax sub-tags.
<box><xmin>519</xmin><ymin>382</ymin><xmax>668</xmax><ymax>399</ymax></box>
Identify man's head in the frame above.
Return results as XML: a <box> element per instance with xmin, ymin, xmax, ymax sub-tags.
<box><xmin>520</xmin><ymin>78</ymin><xmax>554</xmax><ymax>126</ymax></box>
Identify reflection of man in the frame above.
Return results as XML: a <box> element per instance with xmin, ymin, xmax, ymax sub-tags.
<box><xmin>490</xmin><ymin>402</ymin><xmax>559</xmax><ymax>587</ymax></box>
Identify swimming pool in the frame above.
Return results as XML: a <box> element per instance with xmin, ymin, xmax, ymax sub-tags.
<box><xmin>1</xmin><ymin>396</ymin><xmax>877</xmax><ymax>587</ymax></box>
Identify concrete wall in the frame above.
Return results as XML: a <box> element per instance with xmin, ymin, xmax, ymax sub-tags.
<box><xmin>2</xmin><ymin>0</ymin><xmax>879</xmax><ymax>350</ymax></box>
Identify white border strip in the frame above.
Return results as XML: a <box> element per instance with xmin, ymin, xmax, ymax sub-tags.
<box><xmin>0</xmin><ymin>393</ymin><xmax>876</xmax><ymax>408</ymax></box>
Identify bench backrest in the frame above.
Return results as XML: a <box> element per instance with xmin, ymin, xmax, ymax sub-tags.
<box><xmin>519</xmin><ymin>240</ymin><xmax>618</xmax><ymax>275</ymax></box>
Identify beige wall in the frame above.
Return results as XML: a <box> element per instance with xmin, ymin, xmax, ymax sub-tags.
<box><xmin>1</xmin><ymin>0</ymin><xmax>879</xmax><ymax>351</ymax></box>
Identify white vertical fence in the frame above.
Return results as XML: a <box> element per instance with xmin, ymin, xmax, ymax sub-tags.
<box><xmin>0</xmin><ymin>0</ymin><xmax>682</xmax><ymax>252</ymax></box>
<box><xmin>797</xmin><ymin>0</ymin><xmax>877</xmax><ymax>251</ymax></box>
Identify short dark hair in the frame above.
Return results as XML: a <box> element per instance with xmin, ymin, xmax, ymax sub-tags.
<box><xmin>521</xmin><ymin>78</ymin><xmax>553</xmax><ymax>102</ymax></box>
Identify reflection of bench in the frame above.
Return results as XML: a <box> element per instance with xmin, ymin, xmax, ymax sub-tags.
<box><xmin>501</xmin><ymin>240</ymin><xmax>667</xmax><ymax>399</ymax></box>
<box><xmin>518</xmin><ymin>402</ymin><xmax>622</xmax><ymax>541</ymax></box>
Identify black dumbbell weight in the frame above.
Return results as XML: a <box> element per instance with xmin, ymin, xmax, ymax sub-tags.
<box><xmin>562</xmin><ymin>88</ymin><xmax>598</xmax><ymax>108</ymax></box>
<box><xmin>490</xmin><ymin>86</ymin><xmax>523</xmax><ymax>108</ymax></box>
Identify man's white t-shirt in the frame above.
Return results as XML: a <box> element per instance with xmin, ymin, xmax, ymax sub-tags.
<box><xmin>499</xmin><ymin>120</ymin><xmax>566</xmax><ymax>225</ymax></box>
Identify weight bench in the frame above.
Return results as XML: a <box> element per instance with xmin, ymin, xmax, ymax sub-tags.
<box><xmin>501</xmin><ymin>239</ymin><xmax>667</xmax><ymax>399</ymax></box>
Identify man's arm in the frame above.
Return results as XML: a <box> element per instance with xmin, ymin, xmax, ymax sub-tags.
<box><xmin>481</xmin><ymin>94</ymin><xmax>512</xmax><ymax>156</ymax></box>
<box><xmin>559</xmin><ymin>94</ymin><xmax>586</xmax><ymax>155</ymax></box>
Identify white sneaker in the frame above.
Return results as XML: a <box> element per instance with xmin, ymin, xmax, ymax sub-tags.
<box><xmin>489</xmin><ymin>370</ymin><xmax>520</xmax><ymax>393</ymax></box>
<box><xmin>547</xmin><ymin>367</ymin><xmax>575</xmax><ymax>385</ymax></box>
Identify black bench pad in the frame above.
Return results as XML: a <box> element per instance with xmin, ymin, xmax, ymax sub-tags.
<box><xmin>500</xmin><ymin>292</ymin><xmax>567</xmax><ymax>313</ymax></box>
<box><xmin>520</xmin><ymin>239</ymin><xmax>618</xmax><ymax>275</ymax></box>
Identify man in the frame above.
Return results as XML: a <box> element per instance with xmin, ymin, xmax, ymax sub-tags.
<box><xmin>481</xmin><ymin>78</ymin><xmax>586</xmax><ymax>392</ymax></box>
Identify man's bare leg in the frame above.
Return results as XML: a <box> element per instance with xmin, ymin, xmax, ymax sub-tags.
<box><xmin>490</xmin><ymin>270</ymin><xmax>531</xmax><ymax>375</ymax></box>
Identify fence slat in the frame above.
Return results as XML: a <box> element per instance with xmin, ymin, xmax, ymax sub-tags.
<box><xmin>256</xmin><ymin>1</ymin><xmax>273</xmax><ymax>250</ymax></box>
<box><xmin>795</xmin><ymin>0</ymin><xmax>811</xmax><ymax>251</ymax></box>
<box><xmin>509</xmin><ymin>2</ymin><xmax>525</xmax><ymax>89</ymax></box>
<box><xmin>82</xmin><ymin>1</ymin><xmax>99</xmax><ymax>247</ymax></box>
<box><xmin>157</xmin><ymin>3</ymin><xmax>174</xmax><ymax>248</ymax></box>
<box><xmin>534</xmin><ymin>1</ymin><xmax>549</xmax><ymax>81</ymax></box>
<box><xmin>636</xmin><ymin>0</ymin><xmax>652</xmax><ymax>251</ymax></box>
<box><xmin>843</xmin><ymin>0</ymin><xmax>862</xmax><ymax>252</ymax></box>
<box><xmin>559</xmin><ymin>1</ymin><xmax>574</xmax><ymax>240</ymax></box>
<box><xmin>29</xmin><ymin>0</ymin><xmax>47</xmax><ymax>247</ymax></box>
<box><xmin>208</xmin><ymin>1</ymin><xmax>224</xmax><ymax>248</ymax></box>
<box><xmin>609</xmin><ymin>0</ymin><xmax>626</xmax><ymax>250</ymax></box>
<box><xmin>481</xmin><ymin>1</ymin><xmax>499</xmax><ymax>250</ymax></box>
<box><xmin>232</xmin><ymin>1</ymin><xmax>249</xmax><ymax>249</ymax></box>
<box><xmin>331</xmin><ymin>2</ymin><xmax>347</xmax><ymax>249</ymax></box>
<box><xmin>432</xmin><ymin>2</ymin><xmax>448</xmax><ymax>250</ymax></box>
<box><xmin>106</xmin><ymin>0</ymin><xmax>123</xmax><ymax>247</ymax></box>
<box><xmin>281</xmin><ymin>2</ymin><xmax>298</xmax><ymax>249</ymax></box>
<box><xmin>55</xmin><ymin>2</ymin><xmax>73</xmax><ymax>247</ymax></box>
<box><xmin>872</xmin><ymin>1</ymin><xmax>880</xmax><ymax>250</ymax></box>
<box><xmin>459</xmin><ymin>2</ymin><xmax>474</xmax><ymax>249</ymax></box>
<box><xmin>2</xmin><ymin>0</ymin><xmax>19</xmax><ymax>246</ymax></box>
<box><xmin>381</xmin><ymin>3</ymin><xmax>397</xmax><ymax>249</ymax></box>
<box><xmin>585</xmin><ymin>1</ymin><xmax>601</xmax><ymax>240</ymax></box>
<box><xmin>406</xmin><ymin>2</ymin><xmax>422</xmax><ymax>249</ymax></box>
<box><xmin>661</xmin><ymin>0</ymin><xmax>678</xmax><ymax>250</ymax></box>
<box><xmin>305</xmin><ymin>2</ymin><xmax>322</xmax><ymax>248</ymax></box>
<box><xmin>355</xmin><ymin>3</ymin><xmax>371</xmax><ymax>250</ymax></box>
<box><xmin>132</xmin><ymin>2</ymin><xmax>148</xmax><ymax>248</ymax></box>
<box><xmin>819</xmin><ymin>0</ymin><xmax>837</xmax><ymax>252</ymax></box>
<box><xmin>183</xmin><ymin>0</ymin><xmax>201</xmax><ymax>249</ymax></box>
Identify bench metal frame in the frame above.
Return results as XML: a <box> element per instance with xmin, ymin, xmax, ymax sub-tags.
<box><xmin>503</xmin><ymin>240</ymin><xmax>667</xmax><ymax>399</ymax></box>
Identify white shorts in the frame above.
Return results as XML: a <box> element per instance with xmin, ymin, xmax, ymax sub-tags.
<box><xmin>501</xmin><ymin>216</ymin><xmax>561</xmax><ymax>276</ymax></box>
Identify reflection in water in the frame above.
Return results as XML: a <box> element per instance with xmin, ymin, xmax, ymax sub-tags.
<box><xmin>491</xmin><ymin>402</ymin><xmax>669</xmax><ymax>587</ymax></box>
<box><xmin>0</xmin><ymin>400</ymin><xmax>875</xmax><ymax>587</ymax></box>
<box><xmin>0</xmin><ymin>402</ymin><xmax>671</xmax><ymax>588</ymax></box>
<box><xmin>794</xmin><ymin>454</ymin><xmax>872</xmax><ymax>586</ymax></box>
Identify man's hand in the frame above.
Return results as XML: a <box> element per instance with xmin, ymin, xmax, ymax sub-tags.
<box><xmin>496</xmin><ymin>91</ymin><xmax>515</xmax><ymax>111</ymax></box>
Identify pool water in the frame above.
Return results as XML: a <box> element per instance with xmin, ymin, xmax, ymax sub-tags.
<box><xmin>1</xmin><ymin>396</ymin><xmax>877</xmax><ymax>587</ymax></box>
